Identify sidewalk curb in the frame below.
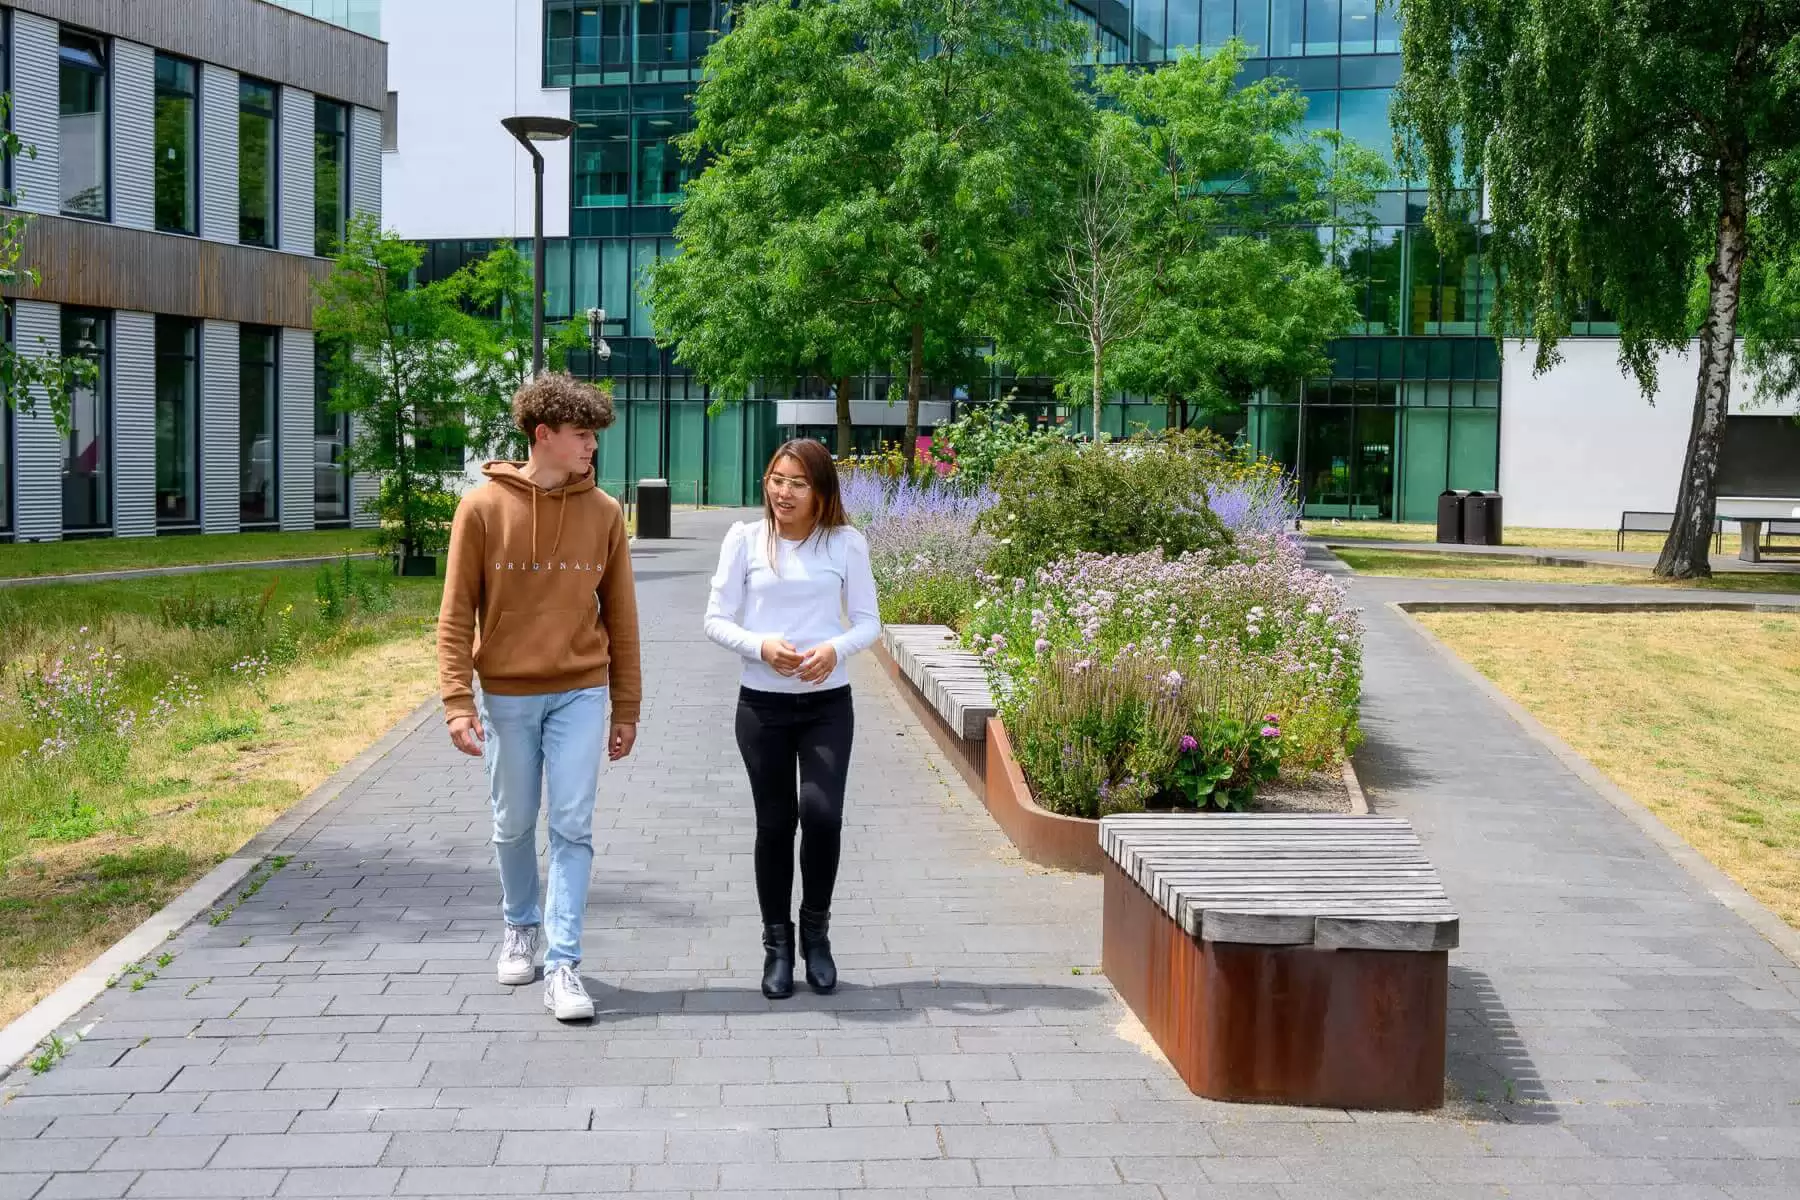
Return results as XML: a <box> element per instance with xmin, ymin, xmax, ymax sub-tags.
<box><xmin>0</xmin><ymin>697</ymin><xmax>439</xmax><ymax>1081</ymax></box>
<box><xmin>0</xmin><ymin>553</ymin><xmax>382</xmax><ymax>590</ymax></box>
<box><xmin>1387</xmin><ymin>600</ymin><xmax>1800</xmax><ymax>973</ymax></box>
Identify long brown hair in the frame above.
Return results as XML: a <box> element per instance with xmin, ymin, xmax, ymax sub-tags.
<box><xmin>762</xmin><ymin>438</ymin><xmax>848</xmax><ymax>562</ymax></box>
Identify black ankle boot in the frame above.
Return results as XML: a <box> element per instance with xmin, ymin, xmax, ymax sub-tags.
<box><xmin>798</xmin><ymin>907</ymin><xmax>837</xmax><ymax>994</ymax></box>
<box><xmin>761</xmin><ymin>922</ymin><xmax>795</xmax><ymax>1000</ymax></box>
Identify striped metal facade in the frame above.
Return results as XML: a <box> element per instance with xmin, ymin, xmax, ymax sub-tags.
<box><xmin>349</xmin><ymin>105</ymin><xmax>381</xmax><ymax>222</ymax></box>
<box><xmin>10</xmin><ymin>14</ymin><xmax>59</xmax><ymax>214</ymax></box>
<box><xmin>278</xmin><ymin>329</ymin><xmax>315</xmax><ymax>531</ymax></box>
<box><xmin>111</xmin><ymin>312</ymin><xmax>158</xmax><ymax>538</ymax></box>
<box><xmin>200</xmin><ymin>320</ymin><xmax>242</xmax><ymax>534</ymax></box>
<box><xmin>110</xmin><ymin>40</ymin><xmax>156</xmax><ymax>231</ymax></box>
<box><xmin>11</xmin><ymin>301</ymin><xmax>63</xmax><ymax>541</ymax></box>
<box><xmin>200</xmin><ymin>64</ymin><xmax>241</xmax><ymax>243</ymax></box>
<box><xmin>278</xmin><ymin>86</ymin><xmax>317</xmax><ymax>257</ymax></box>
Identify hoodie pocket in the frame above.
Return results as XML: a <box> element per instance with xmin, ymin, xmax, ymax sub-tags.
<box><xmin>474</xmin><ymin>606</ymin><xmax>606</xmax><ymax>681</ymax></box>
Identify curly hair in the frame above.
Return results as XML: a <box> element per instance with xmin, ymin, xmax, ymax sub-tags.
<box><xmin>513</xmin><ymin>372</ymin><xmax>616</xmax><ymax>441</ymax></box>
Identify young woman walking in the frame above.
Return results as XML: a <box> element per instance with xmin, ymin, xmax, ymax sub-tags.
<box><xmin>703</xmin><ymin>440</ymin><xmax>882</xmax><ymax>999</ymax></box>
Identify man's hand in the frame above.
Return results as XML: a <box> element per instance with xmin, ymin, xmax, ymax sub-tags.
<box><xmin>448</xmin><ymin>714</ymin><xmax>485</xmax><ymax>757</ymax></box>
<box><xmin>796</xmin><ymin>643</ymin><xmax>838</xmax><ymax>684</ymax></box>
<box><xmin>760</xmin><ymin>637</ymin><xmax>803</xmax><ymax>676</ymax></box>
<box><xmin>609</xmin><ymin>722</ymin><xmax>637</xmax><ymax>762</ymax></box>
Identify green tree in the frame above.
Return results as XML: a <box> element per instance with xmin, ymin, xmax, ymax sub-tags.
<box><xmin>1102</xmin><ymin>44</ymin><xmax>1382</xmax><ymax>434</ymax></box>
<box><xmin>1394</xmin><ymin>0</ymin><xmax>1800</xmax><ymax>578</ymax></box>
<box><xmin>458</xmin><ymin>243</ymin><xmax>589</xmax><ymax>461</ymax></box>
<box><xmin>651</xmin><ymin>0</ymin><xmax>1091</xmax><ymax>466</ymax></box>
<box><xmin>314</xmin><ymin>214</ymin><xmax>491</xmax><ymax>567</ymax></box>
<box><xmin>0</xmin><ymin>94</ymin><xmax>98</xmax><ymax>434</ymax></box>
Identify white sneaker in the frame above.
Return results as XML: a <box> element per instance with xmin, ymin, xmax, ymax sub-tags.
<box><xmin>496</xmin><ymin>923</ymin><xmax>540</xmax><ymax>986</ymax></box>
<box><xmin>544</xmin><ymin>963</ymin><xmax>594</xmax><ymax>1021</ymax></box>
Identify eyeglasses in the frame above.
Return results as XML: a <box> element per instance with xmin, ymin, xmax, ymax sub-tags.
<box><xmin>764</xmin><ymin>474</ymin><xmax>812</xmax><ymax>493</ymax></box>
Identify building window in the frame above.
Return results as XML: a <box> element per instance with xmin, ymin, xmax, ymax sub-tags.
<box><xmin>240</xmin><ymin>326</ymin><xmax>279</xmax><ymax>527</ymax></box>
<box><xmin>58</xmin><ymin>32</ymin><xmax>109</xmax><ymax>219</ymax></box>
<box><xmin>155</xmin><ymin>316</ymin><xmax>200</xmax><ymax>527</ymax></box>
<box><xmin>314</xmin><ymin>98</ymin><xmax>348</xmax><ymax>256</ymax></box>
<box><xmin>154</xmin><ymin>54</ymin><xmax>198</xmax><ymax>234</ymax></box>
<box><xmin>382</xmin><ymin>90</ymin><xmax>398</xmax><ymax>152</ymax></box>
<box><xmin>239</xmin><ymin>78</ymin><xmax>279</xmax><ymax>247</ymax></box>
<box><xmin>62</xmin><ymin>308</ymin><xmax>110</xmax><ymax>532</ymax></box>
<box><xmin>314</xmin><ymin>344</ymin><xmax>350</xmax><ymax>524</ymax></box>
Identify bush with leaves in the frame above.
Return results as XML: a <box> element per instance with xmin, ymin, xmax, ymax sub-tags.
<box><xmin>928</xmin><ymin>399</ymin><xmax>1074</xmax><ymax>491</ymax></box>
<box><xmin>978</xmin><ymin>430</ymin><xmax>1239</xmax><ymax>580</ymax></box>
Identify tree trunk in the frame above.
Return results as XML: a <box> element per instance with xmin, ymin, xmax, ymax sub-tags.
<box><xmin>1165</xmin><ymin>392</ymin><xmax>1179</xmax><ymax>433</ymax></box>
<box><xmin>903</xmin><ymin>322</ymin><xmax>924</xmax><ymax>469</ymax></box>
<box><xmin>1656</xmin><ymin>161</ymin><xmax>1749</xmax><ymax>579</ymax></box>
<box><xmin>834</xmin><ymin>375</ymin><xmax>854</xmax><ymax>459</ymax></box>
<box><xmin>1091</xmin><ymin>340</ymin><xmax>1104</xmax><ymax>442</ymax></box>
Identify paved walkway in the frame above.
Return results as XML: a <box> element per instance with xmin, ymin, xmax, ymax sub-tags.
<box><xmin>0</xmin><ymin>511</ymin><xmax>1797</xmax><ymax>1199</ymax></box>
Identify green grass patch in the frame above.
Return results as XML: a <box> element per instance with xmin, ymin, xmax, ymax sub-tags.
<box><xmin>0</xmin><ymin>529</ymin><xmax>379</xmax><ymax>580</ymax></box>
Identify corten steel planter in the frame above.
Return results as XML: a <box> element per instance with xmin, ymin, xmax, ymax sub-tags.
<box><xmin>982</xmin><ymin>719</ymin><xmax>1108</xmax><ymax>874</ymax></box>
<box><xmin>1100</xmin><ymin>852</ymin><xmax>1450</xmax><ymax>1112</ymax></box>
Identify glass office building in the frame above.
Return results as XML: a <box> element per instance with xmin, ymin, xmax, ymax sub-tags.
<box><xmin>420</xmin><ymin>1</ymin><xmax>1567</xmax><ymax>516</ymax></box>
<box><xmin>268</xmin><ymin>0</ymin><xmax>382</xmax><ymax>39</ymax></box>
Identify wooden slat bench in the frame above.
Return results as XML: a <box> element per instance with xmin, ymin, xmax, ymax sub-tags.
<box><xmin>1100</xmin><ymin>812</ymin><xmax>1458</xmax><ymax>1111</ymax></box>
<box><xmin>1618</xmin><ymin>510</ymin><xmax>1723</xmax><ymax>553</ymax></box>
<box><xmin>877</xmin><ymin>624</ymin><xmax>995</xmax><ymax>793</ymax></box>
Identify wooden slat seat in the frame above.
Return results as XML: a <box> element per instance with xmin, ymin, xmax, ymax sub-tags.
<box><xmin>1099</xmin><ymin>812</ymin><xmax>1458</xmax><ymax>1111</ymax></box>
<box><xmin>881</xmin><ymin>625</ymin><xmax>995</xmax><ymax>741</ymax></box>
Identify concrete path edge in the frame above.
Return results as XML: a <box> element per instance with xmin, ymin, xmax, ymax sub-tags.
<box><xmin>0</xmin><ymin>552</ymin><xmax>384</xmax><ymax>590</ymax></box>
<box><xmin>1388</xmin><ymin>599</ymin><xmax>1800</xmax><ymax>972</ymax></box>
<box><xmin>0</xmin><ymin>696</ymin><xmax>441</xmax><ymax>1081</ymax></box>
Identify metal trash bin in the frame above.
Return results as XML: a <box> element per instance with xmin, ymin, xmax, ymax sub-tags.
<box><xmin>636</xmin><ymin>478</ymin><xmax>671</xmax><ymax>540</ymax></box>
<box><xmin>1436</xmin><ymin>490</ymin><xmax>1469</xmax><ymax>544</ymax></box>
<box><xmin>1463</xmin><ymin>492</ymin><xmax>1503</xmax><ymax>546</ymax></box>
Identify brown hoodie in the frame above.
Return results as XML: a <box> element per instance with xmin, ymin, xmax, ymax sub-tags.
<box><xmin>437</xmin><ymin>462</ymin><xmax>641</xmax><ymax>725</ymax></box>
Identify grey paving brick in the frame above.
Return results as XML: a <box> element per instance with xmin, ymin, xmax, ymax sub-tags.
<box><xmin>34</xmin><ymin>1174</ymin><xmax>137</xmax><ymax>1200</ymax></box>
<box><xmin>125</xmin><ymin>1168</ymin><xmax>285</xmax><ymax>1197</ymax></box>
<box><xmin>90</xmin><ymin>1136</ymin><xmax>223</xmax><ymax>1172</ymax></box>
<box><xmin>273</xmin><ymin>1166</ymin><xmax>405</xmax><ymax>1196</ymax></box>
<box><xmin>209</xmin><ymin>1132</ymin><xmax>390</xmax><ymax>1169</ymax></box>
<box><xmin>378</xmin><ymin>1131</ymin><xmax>499</xmax><ymax>1167</ymax></box>
<box><xmin>777</xmin><ymin>1126</ymin><xmax>943</xmax><ymax>1161</ymax></box>
<box><xmin>494</xmin><ymin>1130</ymin><xmax>666</xmax><ymax>1165</ymax></box>
<box><xmin>393</xmin><ymin>1165</ymin><xmax>547</xmax><ymax>1194</ymax></box>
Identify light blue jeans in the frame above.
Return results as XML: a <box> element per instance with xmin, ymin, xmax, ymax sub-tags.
<box><xmin>478</xmin><ymin>686</ymin><xmax>609</xmax><ymax>970</ymax></box>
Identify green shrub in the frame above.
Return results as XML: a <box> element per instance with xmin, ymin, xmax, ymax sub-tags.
<box><xmin>928</xmin><ymin>399</ymin><xmax>1073</xmax><ymax>491</ymax></box>
<box><xmin>979</xmin><ymin>430</ymin><xmax>1235</xmax><ymax>580</ymax></box>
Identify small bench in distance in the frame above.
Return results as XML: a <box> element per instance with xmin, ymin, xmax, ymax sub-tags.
<box><xmin>1100</xmin><ymin>812</ymin><xmax>1458</xmax><ymax>1111</ymax></box>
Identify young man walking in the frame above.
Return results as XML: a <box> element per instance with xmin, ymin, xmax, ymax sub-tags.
<box><xmin>437</xmin><ymin>372</ymin><xmax>641</xmax><ymax>1021</ymax></box>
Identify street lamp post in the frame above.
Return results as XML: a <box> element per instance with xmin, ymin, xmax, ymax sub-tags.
<box><xmin>501</xmin><ymin>115</ymin><xmax>577</xmax><ymax>377</ymax></box>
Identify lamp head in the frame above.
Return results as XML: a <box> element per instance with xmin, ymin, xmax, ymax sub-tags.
<box><xmin>502</xmin><ymin>115</ymin><xmax>576</xmax><ymax>147</ymax></box>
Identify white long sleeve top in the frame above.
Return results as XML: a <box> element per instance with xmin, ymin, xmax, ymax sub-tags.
<box><xmin>703</xmin><ymin>519</ymin><xmax>883</xmax><ymax>694</ymax></box>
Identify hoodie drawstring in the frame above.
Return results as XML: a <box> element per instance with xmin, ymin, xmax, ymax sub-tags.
<box><xmin>550</xmin><ymin>489</ymin><xmax>568</xmax><ymax>561</ymax></box>
<box><xmin>530</xmin><ymin>488</ymin><xmax>539</xmax><ymax>567</ymax></box>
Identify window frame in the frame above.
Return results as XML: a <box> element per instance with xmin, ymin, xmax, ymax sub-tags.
<box><xmin>238</xmin><ymin>76</ymin><xmax>280</xmax><ymax>248</ymax></box>
<box><xmin>153</xmin><ymin>51</ymin><xmax>200</xmax><ymax>235</ymax></box>
<box><xmin>58</xmin><ymin>29</ymin><xmax>111</xmax><ymax>222</ymax></box>
<box><xmin>60</xmin><ymin>306</ymin><xmax>113</xmax><ymax>534</ymax></box>
<box><xmin>313</xmin><ymin>96</ymin><xmax>349</xmax><ymax>257</ymax></box>
<box><xmin>239</xmin><ymin>324</ymin><xmax>281</xmax><ymax>529</ymax></box>
<box><xmin>154</xmin><ymin>314</ymin><xmax>202</xmax><ymax>529</ymax></box>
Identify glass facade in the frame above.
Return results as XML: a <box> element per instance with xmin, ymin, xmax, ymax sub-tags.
<box><xmin>240</xmin><ymin>326</ymin><xmax>279</xmax><ymax>527</ymax></box>
<box><xmin>524</xmin><ymin>0</ymin><xmax>1505</xmax><ymax>515</ymax></box>
<box><xmin>155</xmin><ymin>53</ymin><xmax>199</xmax><ymax>235</ymax></box>
<box><xmin>240</xmin><ymin>78</ymin><xmax>279</xmax><ymax>247</ymax></box>
<box><xmin>269</xmin><ymin>0</ymin><xmax>382</xmax><ymax>39</ymax></box>
<box><xmin>314</xmin><ymin>98</ymin><xmax>348</xmax><ymax>257</ymax></box>
<box><xmin>62</xmin><ymin>308</ymin><xmax>111</xmax><ymax>533</ymax></box>
<box><xmin>156</xmin><ymin>316</ymin><xmax>201</xmax><ymax>528</ymax></box>
<box><xmin>59</xmin><ymin>32</ymin><xmax>108</xmax><ymax>219</ymax></box>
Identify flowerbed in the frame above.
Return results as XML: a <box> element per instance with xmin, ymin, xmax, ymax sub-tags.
<box><xmin>965</xmin><ymin>533</ymin><xmax>1361</xmax><ymax>817</ymax></box>
<box><xmin>841</xmin><ymin>470</ymin><xmax>996</xmax><ymax>627</ymax></box>
<box><xmin>848</xmin><ymin>422</ymin><xmax>1361</xmax><ymax>818</ymax></box>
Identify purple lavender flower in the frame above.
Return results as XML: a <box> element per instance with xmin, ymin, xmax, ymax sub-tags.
<box><xmin>1179</xmin><ymin>735</ymin><xmax>1199</xmax><ymax>752</ymax></box>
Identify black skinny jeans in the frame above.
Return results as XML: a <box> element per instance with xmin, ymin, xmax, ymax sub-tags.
<box><xmin>734</xmin><ymin>685</ymin><xmax>854</xmax><ymax>926</ymax></box>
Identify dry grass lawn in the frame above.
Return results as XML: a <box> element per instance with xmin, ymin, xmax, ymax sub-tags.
<box><xmin>1419</xmin><ymin>610</ymin><xmax>1800</xmax><ymax>929</ymax></box>
<box><xmin>0</xmin><ymin>636</ymin><xmax>435</xmax><ymax>1027</ymax></box>
<box><xmin>1336</xmin><ymin>548</ymin><xmax>1800</xmax><ymax>594</ymax></box>
<box><xmin>1306</xmin><ymin>519</ymin><xmax>1727</xmax><ymax>555</ymax></box>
